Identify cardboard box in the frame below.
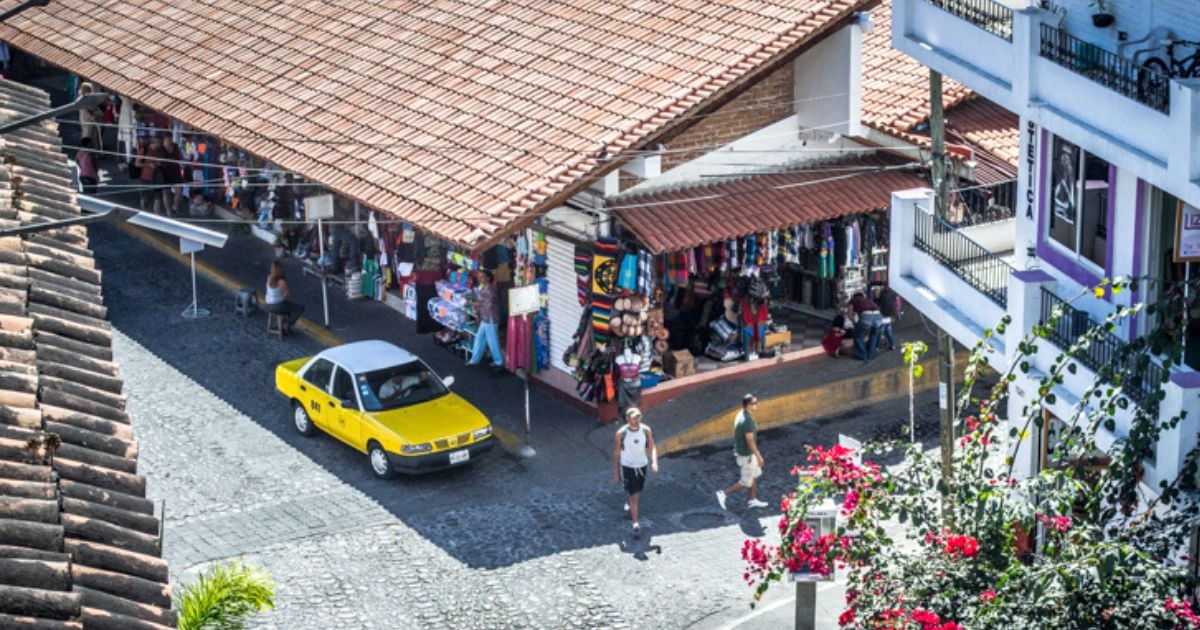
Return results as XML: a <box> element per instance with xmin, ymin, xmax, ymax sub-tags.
<box><xmin>764</xmin><ymin>330</ymin><xmax>792</xmax><ymax>350</ymax></box>
<box><xmin>662</xmin><ymin>349</ymin><xmax>694</xmax><ymax>378</ymax></box>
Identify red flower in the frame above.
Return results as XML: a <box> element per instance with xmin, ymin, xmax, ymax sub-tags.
<box><xmin>943</xmin><ymin>534</ymin><xmax>980</xmax><ymax>559</ymax></box>
<box><xmin>979</xmin><ymin>589</ymin><xmax>997</xmax><ymax>604</ymax></box>
<box><xmin>910</xmin><ymin>609</ymin><xmax>941</xmax><ymax>624</ymax></box>
<box><xmin>837</xmin><ymin>607</ymin><xmax>856</xmax><ymax>626</ymax></box>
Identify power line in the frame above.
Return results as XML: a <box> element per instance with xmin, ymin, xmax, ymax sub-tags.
<box><xmin>57</xmin><ymin>91</ymin><xmax>855</xmax><ymax>155</ymax></box>
<box><xmin>86</xmin><ymin>162</ymin><xmax>928</xmax><ymax>226</ymax></box>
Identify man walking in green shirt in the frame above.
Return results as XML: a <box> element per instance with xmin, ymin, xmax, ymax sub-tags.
<box><xmin>717</xmin><ymin>394</ymin><xmax>768</xmax><ymax>510</ymax></box>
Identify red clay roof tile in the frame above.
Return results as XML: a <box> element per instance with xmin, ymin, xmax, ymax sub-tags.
<box><xmin>611</xmin><ymin>155</ymin><xmax>928</xmax><ymax>253</ymax></box>
<box><xmin>0</xmin><ymin>0</ymin><xmax>867</xmax><ymax>250</ymax></box>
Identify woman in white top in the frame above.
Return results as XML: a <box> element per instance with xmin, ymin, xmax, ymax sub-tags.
<box><xmin>612</xmin><ymin>407</ymin><xmax>658</xmax><ymax>539</ymax></box>
<box><xmin>265</xmin><ymin>260</ymin><xmax>305</xmax><ymax>335</ymax></box>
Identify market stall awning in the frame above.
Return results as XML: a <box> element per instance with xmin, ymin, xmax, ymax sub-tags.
<box><xmin>610</xmin><ymin>156</ymin><xmax>928</xmax><ymax>253</ymax></box>
<box><xmin>0</xmin><ymin>0</ymin><xmax>870</xmax><ymax>250</ymax></box>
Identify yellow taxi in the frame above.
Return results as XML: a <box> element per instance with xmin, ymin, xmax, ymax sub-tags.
<box><xmin>275</xmin><ymin>340</ymin><xmax>493</xmax><ymax>478</ymax></box>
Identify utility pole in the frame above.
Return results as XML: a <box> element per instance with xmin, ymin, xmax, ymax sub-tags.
<box><xmin>929</xmin><ymin>69</ymin><xmax>956</xmax><ymax>515</ymax></box>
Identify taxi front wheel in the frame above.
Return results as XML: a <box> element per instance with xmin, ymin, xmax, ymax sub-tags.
<box><xmin>368</xmin><ymin>441</ymin><xmax>395</xmax><ymax>480</ymax></box>
<box><xmin>292</xmin><ymin>401</ymin><xmax>317</xmax><ymax>437</ymax></box>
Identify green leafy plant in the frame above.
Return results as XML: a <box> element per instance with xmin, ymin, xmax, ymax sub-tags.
<box><xmin>741</xmin><ymin>277</ymin><xmax>1200</xmax><ymax>628</ymax></box>
<box><xmin>176</xmin><ymin>560</ymin><xmax>276</xmax><ymax>630</ymax></box>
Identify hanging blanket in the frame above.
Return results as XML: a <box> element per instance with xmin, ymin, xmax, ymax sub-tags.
<box><xmin>592</xmin><ymin>238</ymin><xmax>620</xmax><ymax>347</ymax></box>
<box><xmin>574</xmin><ymin>248</ymin><xmax>591</xmax><ymax>306</ymax></box>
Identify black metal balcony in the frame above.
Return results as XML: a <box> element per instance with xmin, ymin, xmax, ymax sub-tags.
<box><xmin>948</xmin><ymin>179</ymin><xmax>1017</xmax><ymax>228</ymax></box>
<box><xmin>1040</xmin><ymin>288</ymin><xmax>1167</xmax><ymax>408</ymax></box>
<box><xmin>1038</xmin><ymin>24</ymin><xmax>1170</xmax><ymax>113</ymax></box>
<box><xmin>925</xmin><ymin>0</ymin><xmax>1014</xmax><ymax>42</ymax></box>
<box><xmin>913</xmin><ymin>205</ymin><xmax>1011</xmax><ymax>308</ymax></box>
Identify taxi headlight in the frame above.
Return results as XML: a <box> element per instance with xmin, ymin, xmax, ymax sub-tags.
<box><xmin>401</xmin><ymin>443</ymin><xmax>432</xmax><ymax>454</ymax></box>
<box><xmin>472</xmin><ymin>426</ymin><xmax>492</xmax><ymax>440</ymax></box>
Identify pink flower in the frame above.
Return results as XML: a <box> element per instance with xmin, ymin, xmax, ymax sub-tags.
<box><xmin>979</xmin><ymin>589</ymin><xmax>997</xmax><ymax>603</ymax></box>
<box><xmin>1037</xmin><ymin>513</ymin><xmax>1072</xmax><ymax>533</ymax></box>
<box><xmin>841</xmin><ymin>490</ymin><xmax>860</xmax><ymax>516</ymax></box>
<box><xmin>1166</xmin><ymin>597</ymin><xmax>1200</xmax><ymax>626</ymax></box>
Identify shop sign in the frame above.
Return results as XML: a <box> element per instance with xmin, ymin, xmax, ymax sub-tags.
<box><xmin>1024</xmin><ymin>120</ymin><xmax>1037</xmax><ymax>220</ymax></box>
<box><xmin>1175</xmin><ymin>200</ymin><xmax>1200</xmax><ymax>262</ymax></box>
<box><xmin>304</xmin><ymin>194</ymin><xmax>335</xmax><ymax>222</ymax></box>
<box><xmin>509</xmin><ymin>285</ymin><xmax>540</xmax><ymax>315</ymax></box>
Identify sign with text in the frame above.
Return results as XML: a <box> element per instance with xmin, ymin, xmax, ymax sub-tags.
<box><xmin>1175</xmin><ymin>200</ymin><xmax>1200</xmax><ymax>262</ymax></box>
<box><xmin>304</xmin><ymin>194</ymin><xmax>335</xmax><ymax>222</ymax></box>
<box><xmin>508</xmin><ymin>285</ymin><xmax>540</xmax><ymax>315</ymax></box>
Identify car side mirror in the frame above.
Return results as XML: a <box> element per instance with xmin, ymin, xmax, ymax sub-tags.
<box><xmin>442</xmin><ymin>375</ymin><xmax>455</xmax><ymax>388</ymax></box>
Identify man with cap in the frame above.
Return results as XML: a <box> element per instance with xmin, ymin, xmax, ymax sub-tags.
<box><xmin>613</xmin><ymin>407</ymin><xmax>657</xmax><ymax>539</ymax></box>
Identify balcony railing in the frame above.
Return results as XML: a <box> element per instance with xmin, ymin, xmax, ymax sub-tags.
<box><xmin>948</xmin><ymin>179</ymin><xmax>1017</xmax><ymax>228</ymax></box>
<box><xmin>1038</xmin><ymin>24</ymin><xmax>1170</xmax><ymax>113</ymax></box>
<box><xmin>913</xmin><ymin>205</ymin><xmax>1012</xmax><ymax>308</ymax></box>
<box><xmin>1040</xmin><ymin>288</ymin><xmax>1167</xmax><ymax>408</ymax></box>
<box><xmin>925</xmin><ymin>0</ymin><xmax>1013</xmax><ymax>41</ymax></box>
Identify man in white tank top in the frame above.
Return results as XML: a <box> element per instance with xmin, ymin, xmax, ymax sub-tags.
<box><xmin>612</xmin><ymin>407</ymin><xmax>657</xmax><ymax>539</ymax></box>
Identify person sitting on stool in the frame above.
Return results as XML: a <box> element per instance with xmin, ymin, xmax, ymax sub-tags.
<box><xmin>265</xmin><ymin>259</ymin><xmax>305</xmax><ymax>336</ymax></box>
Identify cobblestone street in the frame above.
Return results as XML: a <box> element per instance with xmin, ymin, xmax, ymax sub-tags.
<box><xmin>97</xmin><ymin>221</ymin><xmax>936</xmax><ymax>628</ymax></box>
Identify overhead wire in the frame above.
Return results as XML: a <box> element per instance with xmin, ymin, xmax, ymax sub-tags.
<box><xmin>58</xmin><ymin>90</ymin><xmax>857</xmax><ymax>154</ymax></box>
<box><xmin>83</xmin><ymin>161</ymin><xmax>929</xmax><ymax>227</ymax></box>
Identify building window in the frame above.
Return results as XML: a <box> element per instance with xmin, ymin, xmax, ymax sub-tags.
<box><xmin>1048</xmin><ymin>135</ymin><xmax>1110</xmax><ymax>269</ymax></box>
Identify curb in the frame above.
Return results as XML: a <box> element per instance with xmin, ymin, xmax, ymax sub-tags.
<box><xmin>114</xmin><ymin>220</ymin><xmax>523</xmax><ymax>456</ymax></box>
<box><xmin>657</xmin><ymin>351</ymin><xmax>969</xmax><ymax>455</ymax></box>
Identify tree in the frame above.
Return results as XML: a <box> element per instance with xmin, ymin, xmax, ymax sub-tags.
<box><xmin>741</xmin><ymin>279</ymin><xmax>1200</xmax><ymax>628</ymax></box>
<box><xmin>175</xmin><ymin>560</ymin><xmax>276</xmax><ymax>630</ymax></box>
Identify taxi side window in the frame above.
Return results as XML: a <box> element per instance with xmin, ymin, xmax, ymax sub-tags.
<box><xmin>304</xmin><ymin>359</ymin><xmax>335</xmax><ymax>392</ymax></box>
<box><xmin>332</xmin><ymin>368</ymin><xmax>356</xmax><ymax>405</ymax></box>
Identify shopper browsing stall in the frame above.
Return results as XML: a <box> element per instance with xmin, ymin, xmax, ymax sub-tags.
<box><xmin>467</xmin><ymin>269</ymin><xmax>505</xmax><ymax>370</ymax></box>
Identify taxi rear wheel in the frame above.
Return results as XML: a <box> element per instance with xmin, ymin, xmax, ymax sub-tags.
<box><xmin>368</xmin><ymin>441</ymin><xmax>395</xmax><ymax>480</ymax></box>
<box><xmin>292</xmin><ymin>401</ymin><xmax>317</xmax><ymax>437</ymax></box>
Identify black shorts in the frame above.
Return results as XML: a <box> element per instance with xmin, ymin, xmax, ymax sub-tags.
<box><xmin>622</xmin><ymin>466</ymin><xmax>646</xmax><ymax>495</ymax></box>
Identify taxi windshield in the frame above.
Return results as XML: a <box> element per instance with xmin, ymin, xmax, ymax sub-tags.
<box><xmin>357</xmin><ymin>362</ymin><xmax>447</xmax><ymax>411</ymax></box>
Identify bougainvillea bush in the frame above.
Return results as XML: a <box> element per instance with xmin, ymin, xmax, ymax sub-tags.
<box><xmin>742</xmin><ymin>288</ymin><xmax>1200</xmax><ymax>628</ymax></box>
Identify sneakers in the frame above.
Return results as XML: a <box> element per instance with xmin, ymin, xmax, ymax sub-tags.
<box><xmin>632</xmin><ymin>522</ymin><xmax>641</xmax><ymax>539</ymax></box>
<box><xmin>716</xmin><ymin>490</ymin><xmax>728</xmax><ymax>510</ymax></box>
<box><xmin>747</xmin><ymin>499</ymin><xmax>769</xmax><ymax>509</ymax></box>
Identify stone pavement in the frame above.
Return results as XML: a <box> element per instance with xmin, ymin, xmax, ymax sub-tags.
<box><xmin>114</xmin><ymin>314</ymin><xmax>941</xmax><ymax>627</ymax></box>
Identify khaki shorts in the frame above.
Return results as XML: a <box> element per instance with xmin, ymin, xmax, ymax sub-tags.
<box><xmin>736</xmin><ymin>454</ymin><xmax>761</xmax><ymax>486</ymax></box>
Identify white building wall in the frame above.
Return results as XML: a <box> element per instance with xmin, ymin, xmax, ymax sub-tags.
<box><xmin>794</xmin><ymin>23</ymin><xmax>860</xmax><ymax>137</ymax></box>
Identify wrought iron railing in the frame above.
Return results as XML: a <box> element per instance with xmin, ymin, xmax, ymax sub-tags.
<box><xmin>925</xmin><ymin>0</ymin><xmax>1014</xmax><ymax>41</ymax></box>
<box><xmin>1038</xmin><ymin>24</ymin><xmax>1171</xmax><ymax>113</ymax></box>
<box><xmin>913</xmin><ymin>205</ymin><xmax>1012</xmax><ymax>308</ymax></box>
<box><xmin>949</xmin><ymin>179</ymin><xmax>1017</xmax><ymax>227</ymax></box>
<box><xmin>1040</xmin><ymin>288</ymin><xmax>1167</xmax><ymax>407</ymax></box>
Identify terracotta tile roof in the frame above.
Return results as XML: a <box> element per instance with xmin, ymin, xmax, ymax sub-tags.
<box><xmin>0</xmin><ymin>79</ymin><xmax>175</xmax><ymax>628</ymax></box>
<box><xmin>610</xmin><ymin>155</ymin><xmax>928</xmax><ymax>253</ymax></box>
<box><xmin>0</xmin><ymin>0</ymin><xmax>869</xmax><ymax>250</ymax></box>
<box><xmin>859</xmin><ymin>0</ymin><xmax>1016</xmax><ymax>183</ymax></box>
<box><xmin>860</xmin><ymin>0</ymin><xmax>973</xmax><ymax>136</ymax></box>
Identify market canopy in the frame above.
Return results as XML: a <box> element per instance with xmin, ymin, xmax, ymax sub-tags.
<box><xmin>609</xmin><ymin>155</ymin><xmax>928</xmax><ymax>253</ymax></box>
<box><xmin>0</xmin><ymin>0</ymin><xmax>871</xmax><ymax>250</ymax></box>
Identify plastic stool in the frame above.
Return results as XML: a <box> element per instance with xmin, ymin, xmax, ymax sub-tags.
<box><xmin>234</xmin><ymin>288</ymin><xmax>257</xmax><ymax>317</ymax></box>
<box><xmin>266</xmin><ymin>312</ymin><xmax>285</xmax><ymax>339</ymax></box>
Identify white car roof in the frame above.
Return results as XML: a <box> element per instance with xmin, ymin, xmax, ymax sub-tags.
<box><xmin>317</xmin><ymin>340</ymin><xmax>418</xmax><ymax>374</ymax></box>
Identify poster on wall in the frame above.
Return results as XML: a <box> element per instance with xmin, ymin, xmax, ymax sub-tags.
<box><xmin>1051</xmin><ymin>137</ymin><xmax>1079</xmax><ymax>222</ymax></box>
<box><xmin>1174</xmin><ymin>200</ymin><xmax>1200</xmax><ymax>262</ymax></box>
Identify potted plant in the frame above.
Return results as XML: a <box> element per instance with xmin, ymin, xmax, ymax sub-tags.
<box><xmin>1090</xmin><ymin>0</ymin><xmax>1114</xmax><ymax>27</ymax></box>
<box><xmin>272</xmin><ymin>233</ymin><xmax>286</xmax><ymax>259</ymax></box>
